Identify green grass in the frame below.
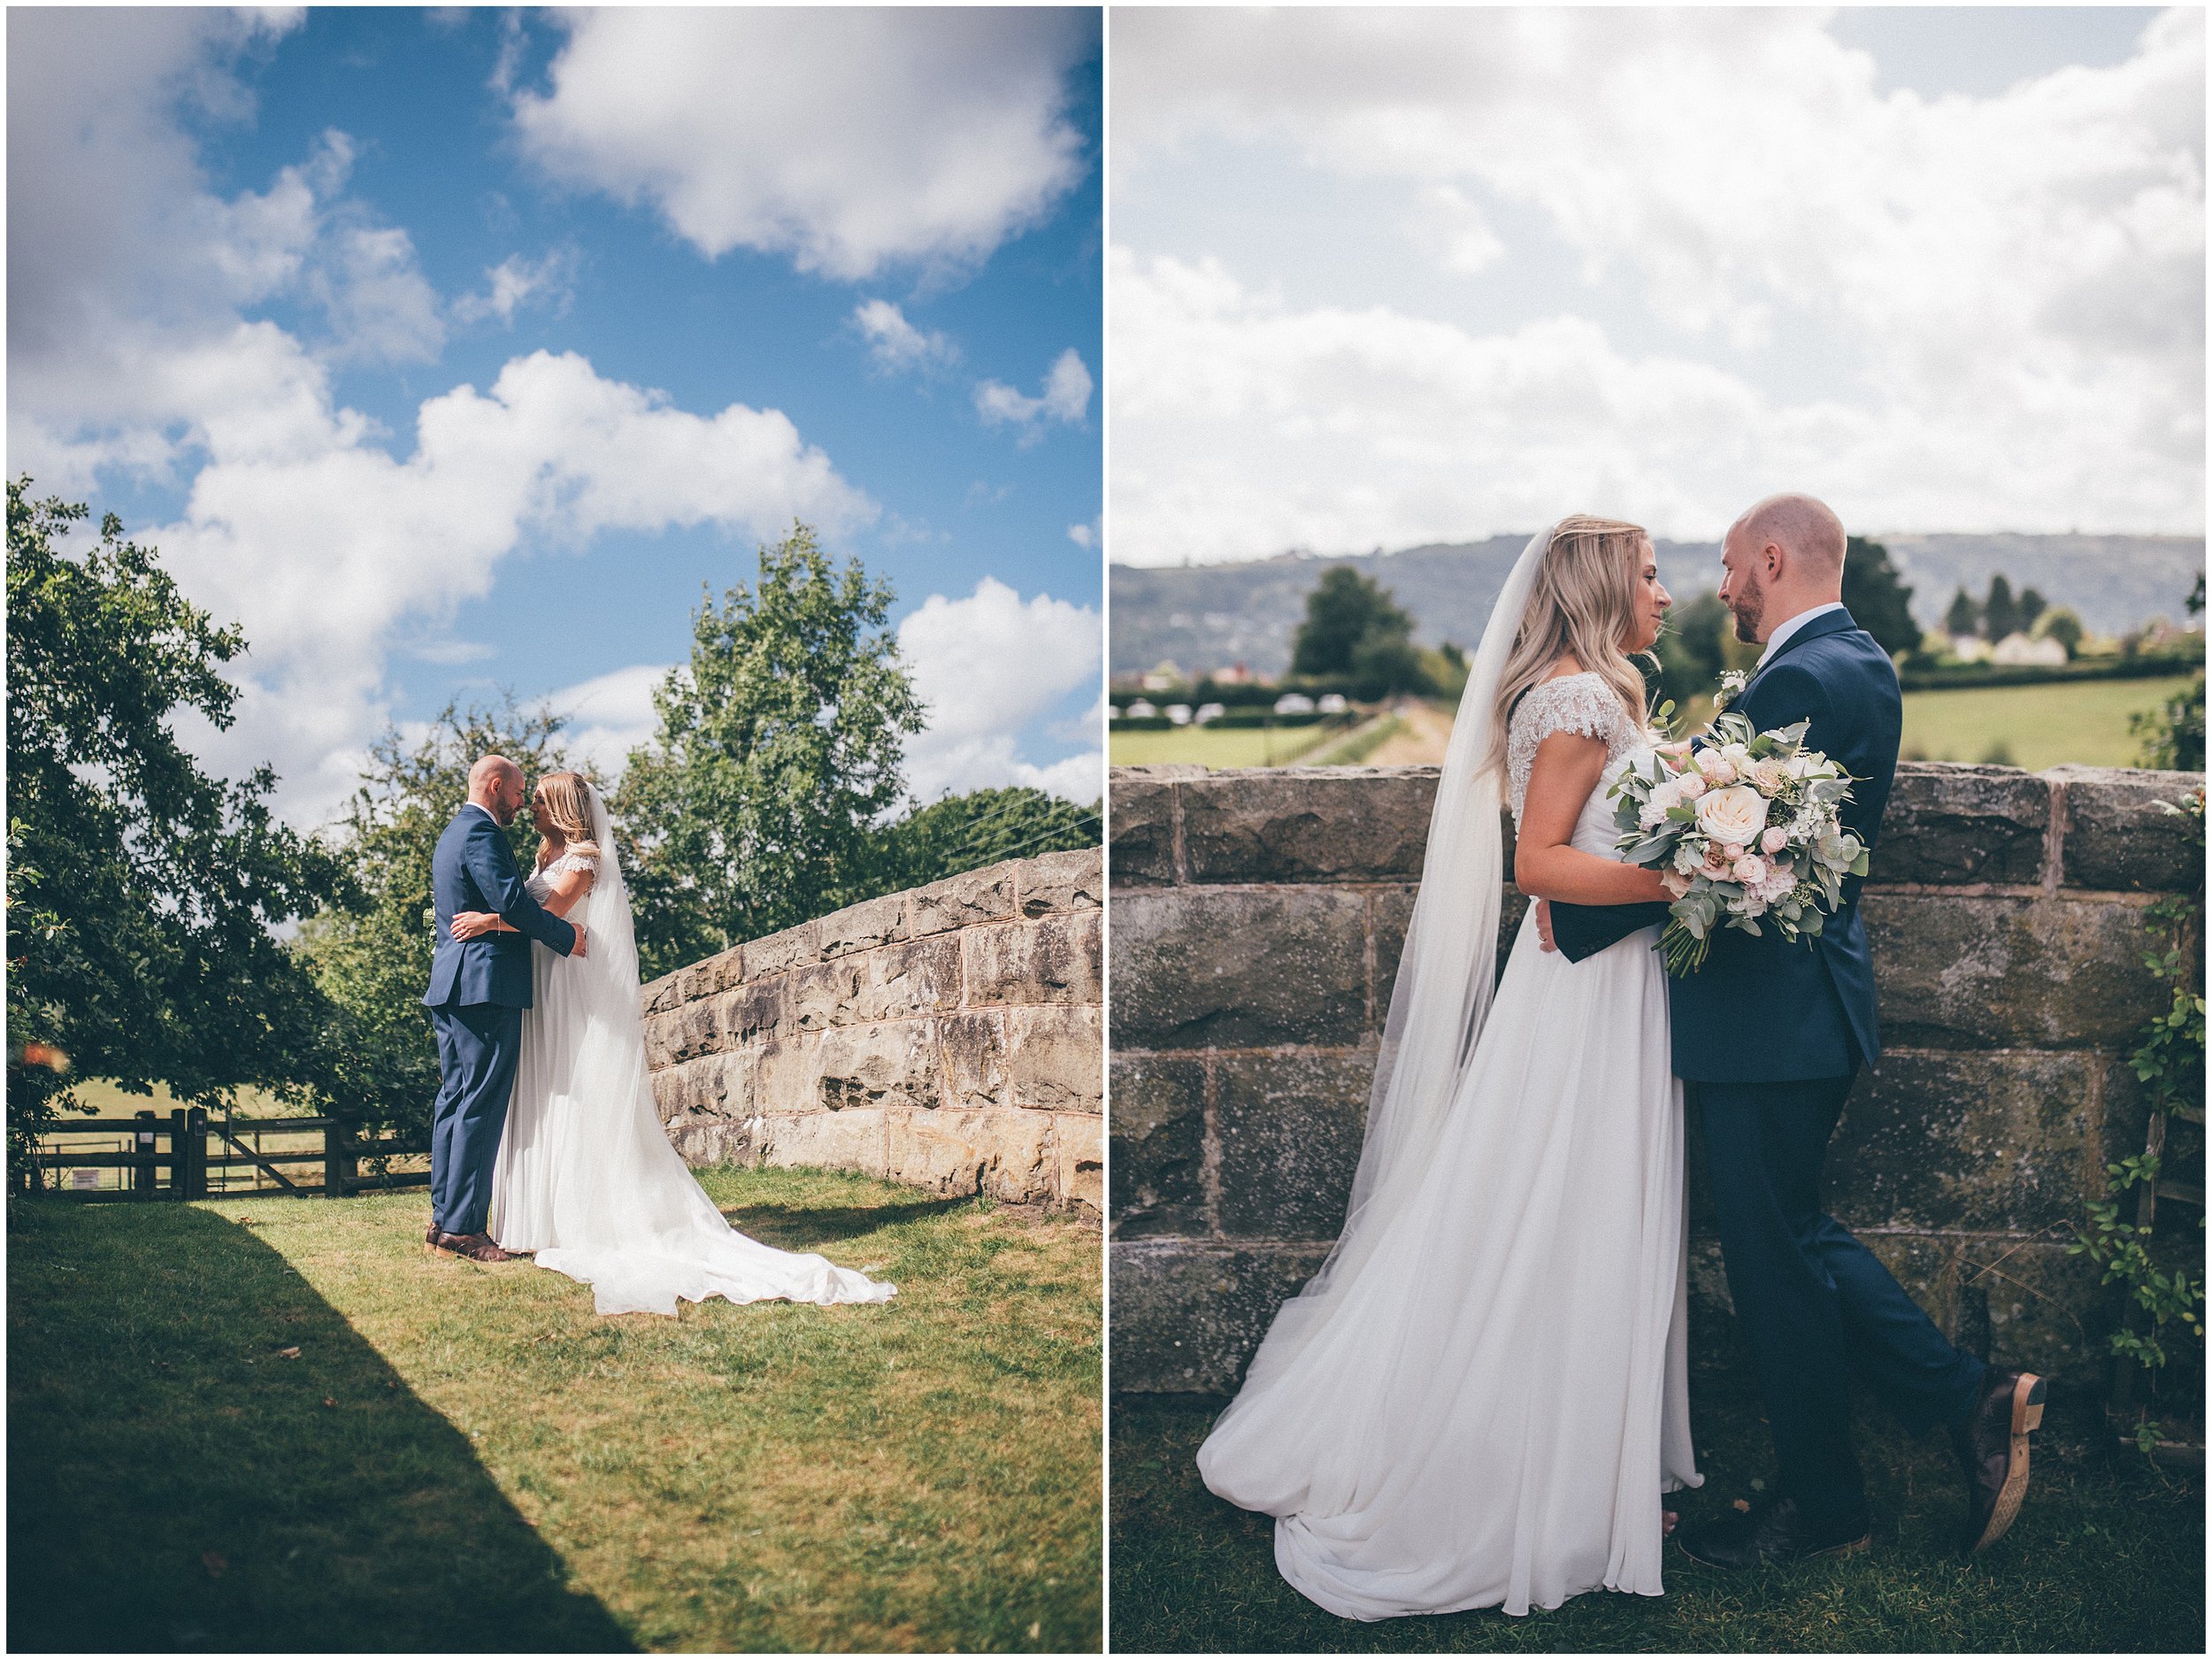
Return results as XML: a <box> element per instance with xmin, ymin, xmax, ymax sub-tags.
<box><xmin>1112</xmin><ymin>1364</ymin><xmax>2202</xmax><ymax>1653</ymax></box>
<box><xmin>1899</xmin><ymin>675</ymin><xmax>2196</xmax><ymax>770</ymax></box>
<box><xmin>1109</xmin><ymin>721</ymin><xmax>1347</xmax><ymax>768</ymax></box>
<box><xmin>10</xmin><ymin>1168</ymin><xmax>1101</xmax><ymax>1652</ymax></box>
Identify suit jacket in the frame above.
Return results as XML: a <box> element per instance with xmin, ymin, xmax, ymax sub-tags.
<box><xmin>421</xmin><ymin>804</ymin><xmax>578</xmax><ymax>1010</ymax></box>
<box><xmin>1548</xmin><ymin>606</ymin><xmax>1899</xmax><ymax>1081</ymax></box>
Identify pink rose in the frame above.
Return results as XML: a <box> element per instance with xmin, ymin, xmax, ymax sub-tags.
<box><xmin>1761</xmin><ymin>826</ymin><xmax>1790</xmax><ymax>855</ymax></box>
<box><xmin>1677</xmin><ymin>772</ymin><xmax>1706</xmax><ymax>800</ymax></box>
<box><xmin>1700</xmin><ymin>842</ymin><xmax>1733</xmax><ymax>878</ymax></box>
<box><xmin>1720</xmin><ymin>842</ymin><xmax>1746</xmax><ymax>863</ymax></box>
<box><xmin>1661</xmin><ymin>870</ymin><xmax>1693</xmax><ymax>897</ymax></box>
<box><xmin>1732</xmin><ymin>855</ymin><xmax>1768</xmax><ymax>885</ymax></box>
<box><xmin>1695</xmin><ymin>749</ymin><xmax>1737</xmax><ymax>786</ymax></box>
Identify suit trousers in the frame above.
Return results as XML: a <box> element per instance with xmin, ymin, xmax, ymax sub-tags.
<box><xmin>1695</xmin><ymin>1073</ymin><xmax>1985</xmax><ymax>1533</ymax></box>
<box><xmin>427</xmin><ymin>1001</ymin><xmax>523</xmax><ymax>1237</ymax></box>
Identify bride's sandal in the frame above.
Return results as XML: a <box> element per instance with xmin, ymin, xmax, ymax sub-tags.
<box><xmin>1663</xmin><ymin>1508</ymin><xmax>1679</xmax><ymax>1537</ymax></box>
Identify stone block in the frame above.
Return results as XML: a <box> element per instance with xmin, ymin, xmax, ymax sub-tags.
<box><xmin>789</xmin><ymin>957</ymin><xmax>866</xmax><ymax>1033</ymax></box>
<box><xmin>1110</xmin><ymin>886</ymin><xmax>1369</xmax><ymax>1050</ymax></box>
<box><xmin>963</xmin><ymin>910</ymin><xmax>1102</xmax><ymax>1007</ymax></box>
<box><xmin>649</xmin><ymin>1049</ymin><xmax>753</xmax><ymax>1124</ymax></box>
<box><xmin>853</xmin><ymin>934</ymin><xmax>964</xmax><ymax>1024</ymax></box>
<box><xmin>886</xmin><ymin>1106</ymin><xmax>1055</xmax><ymax>1203</ymax></box>
<box><xmin>1110</xmin><ymin>1053</ymin><xmax>1208</xmax><ymax>1238</ymax></box>
<box><xmin>718</xmin><ymin>979</ymin><xmax>784</xmax><ymax>1046</ymax></box>
<box><xmin>757</xmin><ymin>1109</ymin><xmax>889</xmax><ymax>1180</ymax></box>
<box><xmin>661</xmin><ymin>995</ymin><xmax>727</xmax><ymax>1063</ymax></box>
<box><xmin>1004</xmin><ymin>1003</ymin><xmax>1104</xmax><ymax>1112</ymax></box>
<box><xmin>1055</xmin><ymin>1111</ymin><xmax>1103</xmax><ymax>1214</ymax></box>
<box><xmin>743</xmin><ymin>922</ymin><xmax>818</xmax><ymax>979</ymax></box>
<box><xmin>1107</xmin><ymin>771</ymin><xmax>1182</xmax><ymax>888</ymax></box>
<box><xmin>817</xmin><ymin>892</ymin><xmax>910</xmax><ymax>957</ymax></box>
<box><xmin>1825</xmin><ymin>1049</ymin><xmax>2101</xmax><ymax>1233</ymax></box>
<box><xmin>1180</xmin><ymin>767</ymin><xmax>1438</xmax><ymax>884</ymax></box>
<box><xmin>939</xmin><ymin>1010</ymin><xmax>1007</xmax><ymax>1110</ymax></box>
<box><xmin>754</xmin><ymin>1022</ymin><xmax>942</xmax><ymax>1115</ymax></box>
<box><xmin>641</xmin><ymin>1012</ymin><xmax>679</xmax><ymax>1070</ymax></box>
<box><xmin>1215</xmin><ymin>1050</ymin><xmax>1372</xmax><ymax>1240</ymax></box>
<box><xmin>1863</xmin><ymin>891</ymin><xmax>2168</xmax><ymax>1049</ymax></box>
<box><xmin>910</xmin><ymin>862</ymin><xmax>1019</xmax><ymax>936</ymax></box>
<box><xmin>1021</xmin><ymin>845</ymin><xmax>1104</xmax><ymax>915</ymax></box>
<box><xmin>2050</xmin><ymin>765</ymin><xmax>2207</xmax><ymax>892</ymax></box>
<box><xmin>1110</xmin><ymin>1240</ymin><xmax>1332</xmax><ymax>1394</ymax></box>
<box><xmin>641</xmin><ymin>972</ymin><xmax>684</xmax><ymax>1017</ymax></box>
<box><xmin>1870</xmin><ymin>764</ymin><xmax>2051</xmax><ymax>886</ymax></box>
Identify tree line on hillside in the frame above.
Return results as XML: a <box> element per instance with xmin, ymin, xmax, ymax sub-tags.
<box><xmin>6</xmin><ymin>480</ymin><xmax>1097</xmax><ymax>1177</ymax></box>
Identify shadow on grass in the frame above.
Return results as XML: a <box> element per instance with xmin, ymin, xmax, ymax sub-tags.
<box><xmin>1112</xmin><ymin>1366</ymin><xmax>2204</xmax><ymax>1654</ymax></box>
<box><xmin>7</xmin><ymin>1199</ymin><xmax>634</xmax><ymax>1653</ymax></box>
<box><xmin>718</xmin><ymin>1195</ymin><xmax>976</xmax><ymax>1250</ymax></box>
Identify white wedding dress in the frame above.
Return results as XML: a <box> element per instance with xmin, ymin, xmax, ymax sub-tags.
<box><xmin>1196</xmin><ymin>669</ymin><xmax>1701</xmax><ymax>1619</ymax></box>
<box><xmin>488</xmin><ymin>789</ymin><xmax>895</xmax><ymax>1317</ymax></box>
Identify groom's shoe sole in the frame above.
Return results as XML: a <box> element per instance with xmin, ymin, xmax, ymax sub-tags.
<box><xmin>1969</xmin><ymin>1372</ymin><xmax>2047</xmax><ymax>1556</ymax></box>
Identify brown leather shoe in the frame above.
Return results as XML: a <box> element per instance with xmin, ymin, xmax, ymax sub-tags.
<box><xmin>1952</xmin><ymin>1365</ymin><xmax>2047</xmax><ymax>1555</ymax></box>
<box><xmin>434</xmin><ymin>1231</ymin><xmax>516</xmax><ymax>1263</ymax></box>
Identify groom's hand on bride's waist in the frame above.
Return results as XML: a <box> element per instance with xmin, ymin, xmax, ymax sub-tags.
<box><xmin>1534</xmin><ymin>899</ymin><xmax>1556</xmax><ymax>953</ymax></box>
<box><xmin>569</xmin><ymin>921</ymin><xmax>588</xmax><ymax>957</ymax></box>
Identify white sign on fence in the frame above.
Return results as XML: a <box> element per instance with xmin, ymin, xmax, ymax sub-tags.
<box><xmin>67</xmin><ymin>1169</ymin><xmax>101</xmax><ymax>1191</ymax></box>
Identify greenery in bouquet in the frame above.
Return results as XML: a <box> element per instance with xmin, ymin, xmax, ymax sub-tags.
<box><xmin>1609</xmin><ymin>709</ymin><xmax>1869</xmax><ymax>975</ymax></box>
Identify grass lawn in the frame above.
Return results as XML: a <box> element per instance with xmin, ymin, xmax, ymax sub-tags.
<box><xmin>1110</xmin><ymin>723</ymin><xmax>1347</xmax><ymax>768</ymax></box>
<box><xmin>1112</xmin><ymin>1361</ymin><xmax>2203</xmax><ymax>1653</ymax></box>
<box><xmin>10</xmin><ymin>1168</ymin><xmax>1101</xmax><ymax>1652</ymax></box>
<box><xmin>1898</xmin><ymin>675</ymin><xmax>2195</xmax><ymax>770</ymax></box>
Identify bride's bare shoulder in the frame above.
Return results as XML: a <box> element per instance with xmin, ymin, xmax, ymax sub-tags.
<box><xmin>1536</xmin><ymin>655</ymin><xmax>1587</xmax><ymax>685</ymax></box>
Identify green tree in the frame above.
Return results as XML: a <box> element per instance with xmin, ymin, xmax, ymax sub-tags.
<box><xmin>617</xmin><ymin>523</ymin><xmax>925</xmax><ymax>980</ymax></box>
<box><xmin>2132</xmin><ymin>578</ymin><xmax>2206</xmax><ymax>772</ymax></box>
<box><xmin>1290</xmin><ymin>566</ymin><xmax>1426</xmax><ymax>696</ymax></box>
<box><xmin>2034</xmin><ymin>606</ymin><xmax>2085</xmax><ymax>655</ymax></box>
<box><xmin>1943</xmin><ymin>585</ymin><xmax>1982</xmax><ymax>641</ymax></box>
<box><xmin>1983</xmin><ymin>573</ymin><xmax>2021</xmax><ymax>642</ymax></box>
<box><xmin>2017</xmin><ymin>586</ymin><xmax>2048</xmax><ymax>632</ymax></box>
<box><xmin>1654</xmin><ymin>591</ymin><xmax>1732</xmax><ymax>711</ymax></box>
<box><xmin>1839</xmin><ymin>535</ymin><xmax>1919</xmax><ymax>659</ymax></box>
<box><xmin>296</xmin><ymin>698</ymin><xmax>579</xmax><ymax>1137</ymax></box>
<box><xmin>878</xmin><ymin>787</ymin><xmax>1099</xmax><ymax>891</ymax></box>
<box><xmin>6</xmin><ymin>480</ymin><xmax>349</xmax><ymax>1180</ymax></box>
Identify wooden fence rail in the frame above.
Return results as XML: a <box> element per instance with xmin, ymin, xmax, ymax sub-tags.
<box><xmin>26</xmin><ymin>1107</ymin><xmax>428</xmax><ymax>1201</ymax></box>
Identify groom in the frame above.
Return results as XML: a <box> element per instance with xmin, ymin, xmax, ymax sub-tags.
<box><xmin>420</xmin><ymin>754</ymin><xmax>586</xmax><ymax>1263</ymax></box>
<box><xmin>1543</xmin><ymin>495</ymin><xmax>2045</xmax><ymax>1565</ymax></box>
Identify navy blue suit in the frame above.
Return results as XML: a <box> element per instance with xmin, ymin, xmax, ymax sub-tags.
<box><xmin>1555</xmin><ymin>607</ymin><xmax>1983</xmax><ymax>1532</ymax></box>
<box><xmin>419</xmin><ymin>803</ymin><xmax>578</xmax><ymax>1236</ymax></box>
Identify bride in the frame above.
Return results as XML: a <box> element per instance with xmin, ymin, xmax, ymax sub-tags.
<box><xmin>1196</xmin><ymin>517</ymin><xmax>1696</xmax><ymax>1618</ymax></box>
<box><xmin>449</xmin><ymin>771</ymin><xmax>895</xmax><ymax>1317</ymax></box>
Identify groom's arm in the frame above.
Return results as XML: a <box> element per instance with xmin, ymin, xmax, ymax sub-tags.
<box><xmin>461</xmin><ymin>819</ymin><xmax>578</xmax><ymax>957</ymax></box>
<box><xmin>1544</xmin><ymin>896</ymin><xmax>1672</xmax><ymax>962</ymax></box>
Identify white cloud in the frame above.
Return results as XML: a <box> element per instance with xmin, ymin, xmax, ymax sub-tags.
<box><xmin>511</xmin><ymin>9</ymin><xmax>1088</xmax><ymax>281</ymax></box>
<box><xmin>853</xmin><ymin>298</ymin><xmax>955</xmax><ymax>373</ymax></box>
<box><xmin>1110</xmin><ymin>6</ymin><xmax>2205</xmax><ymax>549</ymax></box>
<box><xmin>898</xmin><ymin>578</ymin><xmax>1102</xmax><ymax>803</ymax></box>
<box><xmin>453</xmin><ymin>248</ymin><xmax>579</xmax><ymax>327</ymax></box>
<box><xmin>542</xmin><ymin>662</ymin><xmax>671</xmax><ymax>781</ymax></box>
<box><xmin>6</xmin><ymin>12</ymin><xmax>873</xmax><ymax>830</ymax></box>
<box><xmin>974</xmin><ymin>348</ymin><xmax>1093</xmax><ymax>442</ymax></box>
<box><xmin>1066</xmin><ymin>520</ymin><xmax>1098</xmax><ymax>549</ymax></box>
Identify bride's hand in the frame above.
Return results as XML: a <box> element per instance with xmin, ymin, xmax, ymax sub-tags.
<box><xmin>449</xmin><ymin>910</ymin><xmax>502</xmax><ymax>941</ymax></box>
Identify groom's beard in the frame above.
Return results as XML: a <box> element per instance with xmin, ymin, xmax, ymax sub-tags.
<box><xmin>1730</xmin><ymin>575</ymin><xmax>1765</xmax><ymax>643</ymax></box>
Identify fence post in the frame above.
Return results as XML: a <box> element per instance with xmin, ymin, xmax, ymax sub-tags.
<box><xmin>185</xmin><ymin>1106</ymin><xmax>208</xmax><ymax>1200</ymax></box>
<box><xmin>324</xmin><ymin>1121</ymin><xmax>352</xmax><ymax>1199</ymax></box>
<box><xmin>134</xmin><ymin>1110</ymin><xmax>157</xmax><ymax>1200</ymax></box>
<box><xmin>168</xmin><ymin>1108</ymin><xmax>188</xmax><ymax>1199</ymax></box>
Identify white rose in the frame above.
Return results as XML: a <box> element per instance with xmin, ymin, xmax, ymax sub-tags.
<box><xmin>1747</xmin><ymin>757</ymin><xmax>1786</xmax><ymax>793</ymax></box>
<box><xmin>1720</xmin><ymin>742</ymin><xmax>1754</xmax><ymax>771</ymax></box>
<box><xmin>1694</xmin><ymin>783</ymin><xmax>1771</xmax><ymax>848</ymax></box>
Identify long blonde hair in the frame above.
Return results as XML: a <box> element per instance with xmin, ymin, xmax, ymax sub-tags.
<box><xmin>534</xmin><ymin>770</ymin><xmax>601</xmax><ymax>865</ymax></box>
<box><xmin>1482</xmin><ymin>516</ymin><xmax>1652</xmax><ymax>779</ymax></box>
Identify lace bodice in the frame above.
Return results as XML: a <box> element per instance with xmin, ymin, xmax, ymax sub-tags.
<box><xmin>1506</xmin><ymin>672</ymin><xmax>1646</xmax><ymax>822</ymax></box>
<box><xmin>525</xmin><ymin>848</ymin><xmax>598</xmax><ymax>903</ymax></box>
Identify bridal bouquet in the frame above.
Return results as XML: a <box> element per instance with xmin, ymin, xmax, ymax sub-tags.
<box><xmin>1607</xmin><ymin>710</ymin><xmax>1869</xmax><ymax>975</ymax></box>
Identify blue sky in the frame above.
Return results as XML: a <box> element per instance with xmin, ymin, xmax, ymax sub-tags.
<box><xmin>1110</xmin><ymin>6</ymin><xmax>2202</xmax><ymax>565</ymax></box>
<box><xmin>9</xmin><ymin>7</ymin><xmax>1103</xmax><ymax>827</ymax></box>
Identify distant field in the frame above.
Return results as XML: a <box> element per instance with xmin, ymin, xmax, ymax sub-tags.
<box><xmin>1901</xmin><ymin>673</ymin><xmax>2196</xmax><ymax>769</ymax></box>
<box><xmin>1109</xmin><ymin>722</ymin><xmax>1346</xmax><ymax>767</ymax></box>
<box><xmin>1111</xmin><ymin>676</ymin><xmax>2200</xmax><ymax>773</ymax></box>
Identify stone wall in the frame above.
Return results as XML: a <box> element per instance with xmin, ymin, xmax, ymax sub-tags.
<box><xmin>1110</xmin><ymin>761</ymin><xmax>2203</xmax><ymax>1393</ymax></box>
<box><xmin>642</xmin><ymin>847</ymin><xmax>1102</xmax><ymax>1212</ymax></box>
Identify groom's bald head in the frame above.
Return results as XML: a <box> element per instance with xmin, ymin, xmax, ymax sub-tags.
<box><xmin>469</xmin><ymin>754</ymin><xmax>526</xmax><ymax>823</ymax></box>
<box><xmin>1720</xmin><ymin>493</ymin><xmax>1847</xmax><ymax>643</ymax></box>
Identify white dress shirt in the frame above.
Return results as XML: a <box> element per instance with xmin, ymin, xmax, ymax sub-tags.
<box><xmin>1756</xmin><ymin>601</ymin><xmax>1847</xmax><ymax>670</ymax></box>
